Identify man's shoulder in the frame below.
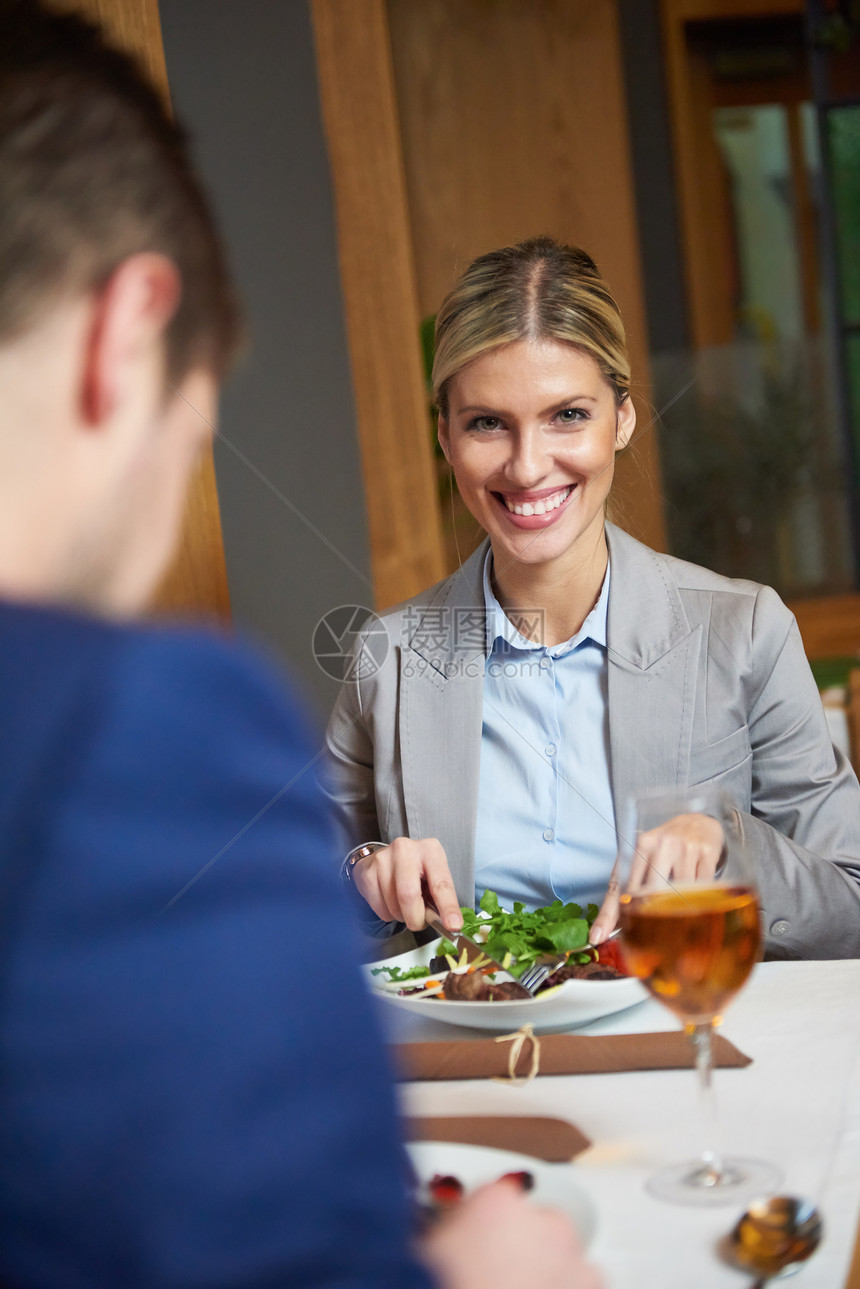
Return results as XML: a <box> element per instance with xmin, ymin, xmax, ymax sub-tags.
<box><xmin>0</xmin><ymin>597</ymin><xmax>281</xmax><ymax>699</ymax></box>
<box><xmin>0</xmin><ymin>599</ymin><xmax>316</xmax><ymax>780</ymax></box>
<box><xmin>0</xmin><ymin>600</ymin><xmax>333</xmax><ymax>904</ymax></box>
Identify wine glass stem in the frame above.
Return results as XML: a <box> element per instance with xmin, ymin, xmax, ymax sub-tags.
<box><xmin>691</xmin><ymin>1021</ymin><xmax>723</xmax><ymax>1182</ymax></box>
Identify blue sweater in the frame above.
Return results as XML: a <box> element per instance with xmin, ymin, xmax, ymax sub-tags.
<box><xmin>0</xmin><ymin>602</ymin><xmax>431</xmax><ymax>1289</ymax></box>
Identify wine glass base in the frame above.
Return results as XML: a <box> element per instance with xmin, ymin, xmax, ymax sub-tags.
<box><xmin>645</xmin><ymin>1156</ymin><xmax>783</xmax><ymax>1207</ymax></box>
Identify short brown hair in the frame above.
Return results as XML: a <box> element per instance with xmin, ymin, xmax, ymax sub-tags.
<box><xmin>433</xmin><ymin>237</ymin><xmax>630</xmax><ymax>417</ymax></box>
<box><xmin>0</xmin><ymin>0</ymin><xmax>241</xmax><ymax>381</ymax></box>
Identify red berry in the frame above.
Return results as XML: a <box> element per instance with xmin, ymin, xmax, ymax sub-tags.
<box><xmin>428</xmin><ymin>1173</ymin><xmax>464</xmax><ymax>1205</ymax></box>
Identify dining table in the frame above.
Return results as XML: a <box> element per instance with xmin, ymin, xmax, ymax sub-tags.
<box><xmin>372</xmin><ymin>959</ymin><xmax>860</xmax><ymax>1288</ymax></box>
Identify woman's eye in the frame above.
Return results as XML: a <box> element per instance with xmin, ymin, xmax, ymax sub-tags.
<box><xmin>557</xmin><ymin>407</ymin><xmax>586</xmax><ymax>425</ymax></box>
<box><xmin>468</xmin><ymin>415</ymin><xmax>502</xmax><ymax>432</ymax></box>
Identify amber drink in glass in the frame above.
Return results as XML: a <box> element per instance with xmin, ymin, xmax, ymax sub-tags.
<box><xmin>617</xmin><ymin>788</ymin><xmax>781</xmax><ymax>1205</ymax></box>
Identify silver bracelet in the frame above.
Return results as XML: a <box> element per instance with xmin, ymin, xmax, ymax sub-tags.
<box><xmin>341</xmin><ymin>840</ymin><xmax>387</xmax><ymax>884</ymax></box>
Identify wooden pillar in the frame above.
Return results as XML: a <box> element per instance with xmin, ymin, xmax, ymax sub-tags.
<box><xmin>47</xmin><ymin>0</ymin><xmax>231</xmax><ymax>620</ymax></box>
<box><xmin>385</xmin><ymin>0</ymin><xmax>667</xmax><ymax>554</ymax></box>
<box><xmin>311</xmin><ymin>0</ymin><xmax>447</xmax><ymax>609</ymax></box>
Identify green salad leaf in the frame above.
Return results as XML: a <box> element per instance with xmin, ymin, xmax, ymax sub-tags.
<box><xmin>458</xmin><ymin>891</ymin><xmax>599</xmax><ymax>978</ymax></box>
<box><xmin>370</xmin><ymin>963</ymin><xmax>431</xmax><ymax>983</ymax></box>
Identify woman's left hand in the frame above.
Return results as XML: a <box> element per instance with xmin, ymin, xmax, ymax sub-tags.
<box><xmin>589</xmin><ymin>812</ymin><xmax>724</xmax><ymax>944</ymax></box>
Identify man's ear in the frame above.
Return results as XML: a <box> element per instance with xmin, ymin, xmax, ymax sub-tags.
<box><xmin>615</xmin><ymin>395</ymin><xmax>636</xmax><ymax>451</ymax></box>
<box><xmin>437</xmin><ymin>415</ymin><xmax>452</xmax><ymax>465</ymax></box>
<box><xmin>81</xmin><ymin>253</ymin><xmax>182</xmax><ymax>426</ymax></box>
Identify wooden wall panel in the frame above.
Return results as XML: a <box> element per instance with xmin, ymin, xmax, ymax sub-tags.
<box><xmin>311</xmin><ymin>0</ymin><xmax>447</xmax><ymax>609</ymax></box>
<box><xmin>788</xmin><ymin>592</ymin><xmax>860</xmax><ymax>660</ymax></box>
<box><xmin>47</xmin><ymin>0</ymin><xmax>231</xmax><ymax>620</ymax></box>
<box><xmin>387</xmin><ymin>0</ymin><xmax>666</xmax><ymax>553</ymax></box>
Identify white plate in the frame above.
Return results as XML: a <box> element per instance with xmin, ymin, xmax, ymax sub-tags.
<box><xmin>367</xmin><ymin>937</ymin><xmax>647</xmax><ymax>1032</ymax></box>
<box><xmin>407</xmin><ymin>1140</ymin><xmax>597</xmax><ymax>1246</ymax></box>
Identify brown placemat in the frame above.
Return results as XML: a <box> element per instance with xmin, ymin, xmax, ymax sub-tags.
<box><xmin>394</xmin><ymin>1030</ymin><xmax>752</xmax><ymax>1081</ymax></box>
<box><xmin>406</xmin><ymin>1114</ymin><xmax>590</xmax><ymax>1162</ymax></box>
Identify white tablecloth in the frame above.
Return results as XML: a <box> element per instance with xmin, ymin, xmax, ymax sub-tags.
<box><xmin>379</xmin><ymin>961</ymin><xmax>860</xmax><ymax>1288</ymax></box>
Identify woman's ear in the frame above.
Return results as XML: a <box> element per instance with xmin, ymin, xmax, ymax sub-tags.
<box><xmin>615</xmin><ymin>395</ymin><xmax>636</xmax><ymax>451</ymax></box>
<box><xmin>437</xmin><ymin>415</ymin><xmax>452</xmax><ymax>465</ymax></box>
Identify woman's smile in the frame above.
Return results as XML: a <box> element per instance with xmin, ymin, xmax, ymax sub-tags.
<box><xmin>493</xmin><ymin>482</ymin><xmax>574</xmax><ymax>526</ymax></box>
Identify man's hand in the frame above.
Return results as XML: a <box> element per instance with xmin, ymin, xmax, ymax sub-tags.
<box><xmin>419</xmin><ymin>1178</ymin><xmax>603</xmax><ymax>1289</ymax></box>
<box><xmin>590</xmin><ymin>811</ymin><xmax>724</xmax><ymax>944</ymax></box>
<box><xmin>352</xmin><ymin>836</ymin><xmax>463</xmax><ymax>933</ymax></box>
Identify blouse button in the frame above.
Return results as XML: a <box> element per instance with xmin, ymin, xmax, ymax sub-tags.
<box><xmin>543</xmin><ymin>828</ymin><xmax>554</xmax><ymax>842</ymax></box>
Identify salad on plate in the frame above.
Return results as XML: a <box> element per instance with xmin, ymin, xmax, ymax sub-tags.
<box><xmin>371</xmin><ymin>889</ymin><xmax>629</xmax><ymax>1004</ymax></box>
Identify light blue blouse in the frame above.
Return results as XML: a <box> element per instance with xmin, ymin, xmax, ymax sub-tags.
<box><xmin>472</xmin><ymin>552</ymin><xmax>617</xmax><ymax>912</ymax></box>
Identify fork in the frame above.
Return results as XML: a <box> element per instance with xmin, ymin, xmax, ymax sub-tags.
<box><xmin>518</xmin><ymin>928</ymin><xmax>623</xmax><ymax>995</ymax></box>
<box><xmin>517</xmin><ymin>959</ymin><xmax>560</xmax><ymax>995</ymax></box>
<box><xmin>422</xmin><ymin>902</ymin><xmax>537</xmax><ymax>999</ymax></box>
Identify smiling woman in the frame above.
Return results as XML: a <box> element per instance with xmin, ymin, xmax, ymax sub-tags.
<box><xmin>323</xmin><ymin>236</ymin><xmax>860</xmax><ymax>964</ymax></box>
<box><xmin>437</xmin><ymin>338</ymin><xmax>634</xmax><ymax>644</ymax></box>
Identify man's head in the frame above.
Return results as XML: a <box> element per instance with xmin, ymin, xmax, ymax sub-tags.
<box><xmin>0</xmin><ymin>0</ymin><xmax>241</xmax><ymax>614</ymax></box>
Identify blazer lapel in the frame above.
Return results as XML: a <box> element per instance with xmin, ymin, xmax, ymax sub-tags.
<box><xmin>605</xmin><ymin>525</ymin><xmax>700</xmax><ymax>830</ymax></box>
<box><xmin>398</xmin><ymin>542</ymin><xmax>489</xmax><ymax>903</ymax></box>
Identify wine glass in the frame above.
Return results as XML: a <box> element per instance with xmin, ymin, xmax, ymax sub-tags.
<box><xmin>616</xmin><ymin>787</ymin><xmax>782</xmax><ymax>1206</ymax></box>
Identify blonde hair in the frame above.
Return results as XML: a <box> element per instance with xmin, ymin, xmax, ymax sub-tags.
<box><xmin>432</xmin><ymin>237</ymin><xmax>630</xmax><ymax>417</ymax></box>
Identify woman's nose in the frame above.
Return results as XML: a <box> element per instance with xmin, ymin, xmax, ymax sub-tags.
<box><xmin>504</xmin><ymin>428</ymin><xmax>550</xmax><ymax>486</ymax></box>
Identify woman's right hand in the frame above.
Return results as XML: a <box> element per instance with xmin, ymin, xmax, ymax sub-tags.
<box><xmin>352</xmin><ymin>836</ymin><xmax>463</xmax><ymax>934</ymax></box>
<box><xmin>419</xmin><ymin>1178</ymin><xmax>603</xmax><ymax>1289</ymax></box>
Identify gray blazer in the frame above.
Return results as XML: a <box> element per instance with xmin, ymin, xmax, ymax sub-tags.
<box><xmin>325</xmin><ymin>524</ymin><xmax>860</xmax><ymax>959</ymax></box>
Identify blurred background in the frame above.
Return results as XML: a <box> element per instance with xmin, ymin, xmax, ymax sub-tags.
<box><xmin>52</xmin><ymin>0</ymin><xmax>860</xmax><ymax>732</ymax></box>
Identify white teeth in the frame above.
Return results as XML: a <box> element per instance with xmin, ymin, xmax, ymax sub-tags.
<box><xmin>504</xmin><ymin>485</ymin><xmax>571</xmax><ymax>517</ymax></box>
